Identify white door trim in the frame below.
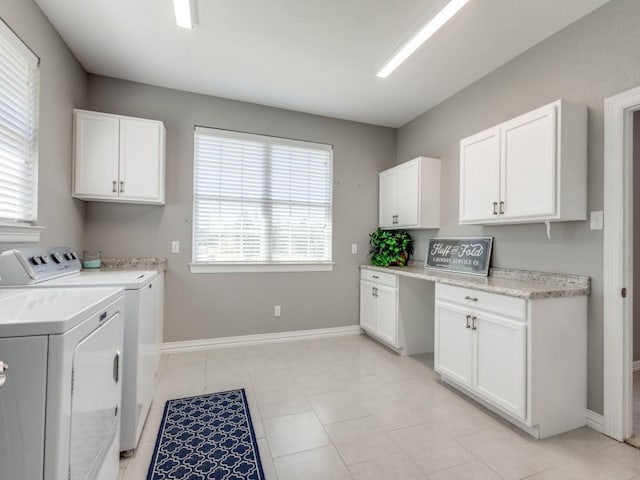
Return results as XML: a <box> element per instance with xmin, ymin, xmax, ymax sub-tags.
<box><xmin>603</xmin><ymin>85</ymin><xmax>640</xmax><ymax>441</ymax></box>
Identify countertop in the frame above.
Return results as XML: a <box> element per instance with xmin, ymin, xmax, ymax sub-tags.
<box><xmin>360</xmin><ymin>264</ymin><xmax>590</xmax><ymax>299</ymax></box>
<box><xmin>87</xmin><ymin>257</ymin><xmax>168</xmax><ymax>272</ymax></box>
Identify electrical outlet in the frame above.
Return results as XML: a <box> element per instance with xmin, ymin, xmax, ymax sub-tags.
<box><xmin>590</xmin><ymin>211</ymin><xmax>603</xmax><ymax>230</ymax></box>
<box><xmin>274</xmin><ymin>305</ymin><xmax>281</xmax><ymax>317</ymax></box>
<box><xmin>171</xmin><ymin>241</ymin><xmax>180</xmax><ymax>253</ymax></box>
<box><xmin>351</xmin><ymin>243</ymin><xmax>358</xmax><ymax>254</ymax></box>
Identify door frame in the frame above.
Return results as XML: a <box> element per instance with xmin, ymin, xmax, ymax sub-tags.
<box><xmin>603</xmin><ymin>85</ymin><xmax>640</xmax><ymax>441</ymax></box>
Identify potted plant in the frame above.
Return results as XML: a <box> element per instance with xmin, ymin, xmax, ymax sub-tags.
<box><xmin>368</xmin><ymin>228</ymin><xmax>414</xmax><ymax>267</ymax></box>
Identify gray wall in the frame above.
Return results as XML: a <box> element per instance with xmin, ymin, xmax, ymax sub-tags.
<box><xmin>397</xmin><ymin>0</ymin><xmax>640</xmax><ymax>414</ymax></box>
<box><xmin>83</xmin><ymin>75</ymin><xmax>396</xmax><ymax>343</ymax></box>
<box><xmin>0</xmin><ymin>1</ymin><xmax>87</xmax><ymax>248</ymax></box>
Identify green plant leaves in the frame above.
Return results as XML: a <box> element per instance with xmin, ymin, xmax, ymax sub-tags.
<box><xmin>368</xmin><ymin>228</ymin><xmax>413</xmax><ymax>267</ymax></box>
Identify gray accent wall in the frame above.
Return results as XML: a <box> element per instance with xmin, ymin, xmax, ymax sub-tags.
<box><xmin>83</xmin><ymin>75</ymin><xmax>396</xmax><ymax>344</ymax></box>
<box><xmin>397</xmin><ymin>0</ymin><xmax>640</xmax><ymax>414</ymax></box>
<box><xmin>0</xmin><ymin>0</ymin><xmax>87</xmax><ymax>247</ymax></box>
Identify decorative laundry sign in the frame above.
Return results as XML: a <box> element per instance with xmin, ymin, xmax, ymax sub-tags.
<box><xmin>425</xmin><ymin>237</ymin><xmax>493</xmax><ymax>276</ymax></box>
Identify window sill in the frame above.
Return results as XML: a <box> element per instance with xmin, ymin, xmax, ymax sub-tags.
<box><xmin>189</xmin><ymin>263</ymin><xmax>335</xmax><ymax>274</ymax></box>
<box><xmin>0</xmin><ymin>222</ymin><xmax>44</xmax><ymax>243</ymax></box>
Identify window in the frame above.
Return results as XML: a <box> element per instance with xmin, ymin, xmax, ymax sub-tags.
<box><xmin>0</xmin><ymin>20</ymin><xmax>40</xmax><ymax>240</ymax></box>
<box><xmin>191</xmin><ymin>127</ymin><xmax>333</xmax><ymax>273</ymax></box>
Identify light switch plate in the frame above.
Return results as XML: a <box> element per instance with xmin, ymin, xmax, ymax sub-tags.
<box><xmin>590</xmin><ymin>211</ymin><xmax>603</xmax><ymax>230</ymax></box>
<box><xmin>171</xmin><ymin>241</ymin><xmax>180</xmax><ymax>253</ymax></box>
<box><xmin>351</xmin><ymin>244</ymin><xmax>358</xmax><ymax>254</ymax></box>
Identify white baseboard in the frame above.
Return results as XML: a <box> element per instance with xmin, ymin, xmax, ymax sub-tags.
<box><xmin>586</xmin><ymin>409</ymin><xmax>604</xmax><ymax>433</ymax></box>
<box><xmin>163</xmin><ymin>325</ymin><xmax>362</xmax><ymax>354</ymax></box>
<box><xmin>633</xmin><ymin>361</ymin><xmax>640</xmax><ymax>372</ymax></box>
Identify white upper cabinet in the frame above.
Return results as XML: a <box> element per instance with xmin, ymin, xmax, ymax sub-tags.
<box><xmin>74</xmin><ymin>111</ymin><xmax>120</xmax><ymax>199</ymax></box>
<box><xmin>459</xmin><ymin>100</ymin><xmax>587</xmax><ymax>225</ymax></box>
<box><xmin>379</xmin><ymin>156</ymin><xmax>440</xmax><ymax>229</ymax></box>
<box><xmin>73</xmin><ymin>109</ymin><xmax>166</xmax><ymax>205</ymax></box>
<box><xmin>460</xmin><ymin>127</ymin><xmax>501</xmax><ymax>223</ymax></box>
<box><xmin>379</xmin><ymin>169</ymin><xmax>397</xmax><ymax>228</ymax></box>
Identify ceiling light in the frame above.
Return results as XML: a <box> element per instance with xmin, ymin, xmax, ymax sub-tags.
<box><xmin>376</xmin><ymin>0</ymin><xmax>470</xmax><ymax>78</ymax></box>
<box><xmin>173</xmin><ymin>0</ymin><xmax>194</xmax><ymax>29</ymax></box>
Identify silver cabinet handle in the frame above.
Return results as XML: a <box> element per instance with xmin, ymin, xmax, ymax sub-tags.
<box><xmin>372</xmin><ymin>275</ymin><xmax>379</xmax><ymax>279</ymax></box>
<box><xmin>471</xmin><ymin>316</ymin><xmax>477</xmax><ymax>330</ymax></box>
<box><xmin>465</xmin><ymin>315</ymin><xmax>471</xmax><ymax>329</ymax></box>
<box><xmin>112</xmin><ymin>180</ymin><xmax>117</xmax><ymax>193</ymax></box>
<box><xmin>372</xmin><ymin>287</ymin><xmax>378</xmax><ymax>297</ymax></box>
<box><xmin>499</xmin><ymin>201</ymin><xmax>504</xmax><ymax>215</ymax></box>
<box><xmin>113</xmin><ymin>351</ymin><xmax>120</xmax><ymax>383</ymax></box>
<box><xmin>119</xmin><ymin>181</ymin><xmax>124</xmax><ymax>193</ymax></box>
<box><xmin>493</xmin><ymin>202</ymin><xmax>498</xmax><ymax>215</ymax></box>
<box><xmin>0</xmin><ymin>361</ymin><xmax>8</xmax><ymax>388</ymax></box>
<box><xmin>464</xmin><ymin>296</ymin><xmax>478</xmax><ymax>302</ymax></box>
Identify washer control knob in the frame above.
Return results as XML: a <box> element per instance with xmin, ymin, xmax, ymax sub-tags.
<box><xmin>0</xmin><ymin>361</ymin><xmax>7</xmax><ymax>389</ymax></box>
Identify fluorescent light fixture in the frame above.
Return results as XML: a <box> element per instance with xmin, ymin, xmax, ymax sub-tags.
<box><xmin>173</xmin><ymin>0</ymin><xmax>194</xmax><ymax>29</ymax></box>
<box><xmin>376</xmin><ymin>0</ymin><xmax>470</xmax><ymax>78</ymax></box>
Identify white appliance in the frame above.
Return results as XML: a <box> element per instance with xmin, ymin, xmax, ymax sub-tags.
<box><xmin>0</xmin><ymin>286</ymin><xmax>125</xmax><ymax>480</ymax></box>
<box><xmin>0</xmin><ymin>247</ymin><xmax>160</xmax><ymax>454</ymax></box>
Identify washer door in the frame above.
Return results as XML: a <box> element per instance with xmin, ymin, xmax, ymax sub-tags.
<box><xmin>0</xmin><ymin>336</ymin><xmax>48</xmax><ymax>480</ymax></box>
<box><xmin>69</xmin><ymin>312</ymin><xmax>123</xmax><ymax>480</ymax></box>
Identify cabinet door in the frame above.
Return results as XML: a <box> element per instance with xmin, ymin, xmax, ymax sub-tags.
<box><xmin>375</xmin><ymin>284</ymin><xmax>398</xmax><ymax>347</ymax></box>
<box><xmin>474</xmin><ymin>312</ymin><xmax>526</xmax><ymax>420</ymax></box>
<box><xmin>119</xmin><ymin>118</ymin><xmax>164</xmax><ymax>202</ymax></box>
<box><xmin>74</xmin><ymin>111</ymin><xmax>119</xmax><ymax>198</ymax></box>
<box><xmin>501</xmin><ymin>104</ymin><xmax>556</xmax><ymax>220</ymax></box>
<box><xmin>360</xmin><ymin>281</ymin><xmax>377</xmax><ymax>333</ymax></box>
<box><xmin>379</xmin><ymin>169</ymin><xmax>397</xmax><ymax>228</ymax></box>
<box><xmin>434</xmin><ymin>301</ymin><xmax>473</xmax><ymax>387</ymax></box>
<box><xmin>395</xmin><ymin>160</ymin><xmax>419</xmax><ymax>227</ymax></box>
<box><xmin>459</xmin><ymin>127</ymin><xmax>501</xmax><ymax>223</ymax></box>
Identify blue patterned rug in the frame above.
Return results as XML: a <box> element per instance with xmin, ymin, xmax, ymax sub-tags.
<box><xmin>147</xmin><ymin>389</ymin><xmax>265</xmax><ymax>480</ymax></box>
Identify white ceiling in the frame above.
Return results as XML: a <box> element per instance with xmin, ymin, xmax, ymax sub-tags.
<box><xmin>34</xmin><ymin>0</ymin><xmax>610</xmax><ymax>127</ymax></box>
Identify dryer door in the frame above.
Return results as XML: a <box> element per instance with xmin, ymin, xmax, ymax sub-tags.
<box><xmin>69</xmin><ymin>312</ymin><xmax>123</xmax><ymax>480</ymax></box>
<box><xmin>0</xmin><ymin>336</ymin><xmax>48</xmax><ymax>480</ymax></box>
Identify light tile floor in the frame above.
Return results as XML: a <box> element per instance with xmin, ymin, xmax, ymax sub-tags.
<box><xmin>118</xmin><ymin>334</ymin><xmax>640</xmax><ymax>480</ymax></box>
<box><xmin>628</xmin><ymin>372</ymin><xmax>640</xmax><ymax>448</ymax></box>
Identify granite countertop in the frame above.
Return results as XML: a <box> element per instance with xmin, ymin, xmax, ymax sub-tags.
<box><xmin>360</xmin><ymin>264</ymin><xmax>590</xmax><ymax>299</ymax></box>
<box><xmin>89</xmin><ymin>257</ymin><xmax>168</xmax><ymax>272</ymax></box>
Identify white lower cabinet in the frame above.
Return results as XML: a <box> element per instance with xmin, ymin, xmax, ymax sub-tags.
<box><xmin>359</xmin><ymin>281</ymin><xmax>379</xmax><ymax>334</ymax></box>
<box><xmin>433</xmin><ymin>301</ymin><xmax>474</xmax><ymax>387</ymax></box>
<box><xmin>474</xmin><ymin>311</ymin><xmax>526</xmax><ymax>420</ymax></box>
<box><xmin>359</xmin><ymin>273</ymin><xmax>399</xmax><ymax>348</ymax></box>
<box><xmin>359</xmin><ymin>268</ymin><xmax>434</xmax><ymax>355</ymax></box>
<box><xmin>435</xmin><ymin>283</ymin><xmax>586</xmax><ymax>439</ymax></box>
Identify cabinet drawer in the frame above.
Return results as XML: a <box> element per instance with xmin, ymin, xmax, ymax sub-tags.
<box><xmin>435</xmin><ymin>284</ymin><xmax>526</xmax><ymax>320</ymax></box>
<box><xmin>360</xmin><ymin>269</ymin><xmax>398</xmax><ymax>288</ymax></box>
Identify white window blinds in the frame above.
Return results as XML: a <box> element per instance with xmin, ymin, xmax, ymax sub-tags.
<box><xmin>0</xmin><ymin>20</ymin><xmax>39</xmax><ymax>223</ymax></box>
<box><xmin>193</xmin><ymin>127</ymin><xmax>333</xmax><ymax>265</ymax></box>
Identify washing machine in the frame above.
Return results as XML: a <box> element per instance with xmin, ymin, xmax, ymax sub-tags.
<box><xmin>0</xmin><ymin>247</ymin><xmax>160</xmax><ymax>454</ymax></box>
<box><xmin>0</xmin><ymin>286</ymin><xmax>124</xmax><ymax>480</ymax></box>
